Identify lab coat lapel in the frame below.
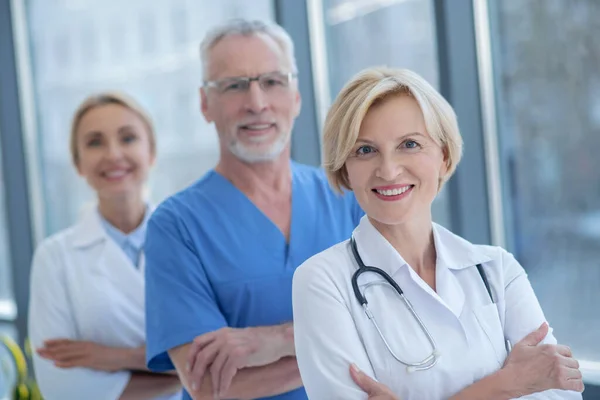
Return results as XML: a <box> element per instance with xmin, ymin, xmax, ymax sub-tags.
<box><xmin>71</xmin><ymin>208</ymin><xmax>144</xmax><ymax>309</ymax></box>
<box><xmin>435</xmin><ymin>266</ymin><xmax>465</xmax><ymax>318</ymax></box>
<box><xmin>95</xmin><ymin>239</ymin><xmax>145</xmax><ymax>308</ymax></box>
<box><xmin>431</xmin><ymin>223</ymin><xmax>493</xmax><ymax>318</ymax></box>
<box><xmin>353</xmin><ymin>218</ymin><xmax>468</xmax><ymax>318</ymax></box>
<box><xmin>352</xmin><ymin>217</ymin><xmax>406</xmax><ymax>287</ymax></box>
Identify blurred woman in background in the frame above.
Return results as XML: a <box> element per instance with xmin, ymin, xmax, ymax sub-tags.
<box><xmin>28</xmin><ymin>92</ymin><xmax>181</xmax><ymax>399</ymax></box>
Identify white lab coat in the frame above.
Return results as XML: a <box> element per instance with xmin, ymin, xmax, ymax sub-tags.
<box><xmin>28</xmin><ymin>207</ymin><xmax>180</xmax><ymax>400</ymax></box>
<box><xmin>292</xmin><ymin>216</ymin><xmax>582</xmax><ymax>400</ymax></box>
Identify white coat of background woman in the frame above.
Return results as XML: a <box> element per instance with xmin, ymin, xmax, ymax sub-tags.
<box><xmin>28</xmin><ymin>92</ymin><xmax>182</xmax><ymax>399</ymax></box>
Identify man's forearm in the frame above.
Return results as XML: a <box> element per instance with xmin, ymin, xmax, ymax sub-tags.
<box><xmin>274</xmin><ymin>322</ymin><xmax>296</xmax><ymax>357</ymax></box>
<box><xmin>449</xmin><ymin>368</ymin><xmax>522</xmax><ymax>400</ymax></box>
<box><xmin>195</xmin><ymin>356</ymin><xmax>302</xmax><ymax>400</ymax></box>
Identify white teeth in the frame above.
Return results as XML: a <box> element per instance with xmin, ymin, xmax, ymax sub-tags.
<box><xmin>245</xmin><ymin>124</ymin><xmax>271</xmax><ymax>130</ymax></box>
<box><xmin>105</xmin><ymin>170</ymin><xmax>127</xmax><ymax>178</ymax></box>
<box><xmin>376</xmin><ymin>186</ymin><xmax>411</xmax><ymax>196</ymax></box>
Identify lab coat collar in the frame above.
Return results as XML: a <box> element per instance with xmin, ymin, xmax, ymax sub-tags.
<box><xmin>70</xmin><ymin>203</ymin><xmax>155</xmax><ymax>249</ymax></box>
<box><xmin>432</xmin><ymin>223</ymin><xmax>493</xmax><ymax>270</ymax></box>
<box><xmin>352</xmin><ymin>216</ymin><xmax>492</xmax><ymax>277</ymax></box>
<box><xmin>71</xmin><ymin>206</ymin><xmax>106</xmax><ymax>249</ymax></box>
<box><xmin>352</xmin><ymin>216</ymin><xmax>492</xmax><ymax>318</ymax></box>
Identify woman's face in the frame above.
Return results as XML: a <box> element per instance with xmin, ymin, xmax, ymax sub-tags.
<box><xmin>75</xmin><ymin>103</ymin><xmax>155</xmax><ymax>200</ymax></box>
<box><xmin>345</xmin><ymin>94</ymin><xmax>447</xmax><ymax>228</ymax></box>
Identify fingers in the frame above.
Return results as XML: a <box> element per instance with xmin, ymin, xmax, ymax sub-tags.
<box><xmin>518</xmin><ymin>322</ymin><xmax>549</xmax><ymax>347</ymax></box>
<box><xmin>210</xmin><ymin>349</ymin><xmax>229</xmax><ymax>397</ymax></box>
<box><xmin>54</xmin><ymin>358</ymin><xmax>85</xmax><ymax>369</ymax></box>
<box><xmin>561</xmin><ymin>356</ymin><xmax>580</xmax><ymax>370</ymax></box>
<box><xmin>218</xmin><ymin>356</ymin><xmax>240</xmax><ymax>397</ymax></box>
<box><xmin>38</xmin><ymin>339</ymin><xmax>79</xmax><ymax>354</ymax></box>
<box><xmin>555</xmin><ymin>345</ymin><xmax>573</xmax><ymax>358</ymax></box>
<box><xmin>189</xmin><ymin>340</ymin><xmax>220</xmax><ymax>392</ymax></box>
<box><xmin>37</xmin><ymin>342</ymin><xmax>86</xmax><ymax>362</ymax></box>
<box><xmin>350</xmin><ymin>364</ymin><xmax>380</xmax><ymax>395</ymax></box>
<box><xmin>187</xmin><ymin>332</ymin><xmax>217</xmax><ymax>374</ymax></box>
<box><xmin>566</xmin><ymin>377</ymin><xmax>585</xmax><ymax>393</ymax></box>
<box><xmin>562</xmin><ymin>368</ymin><xmax>585</xmax><ymax>393</ymax></box>
<box><xmin>43</xmin><ymin>339</ymin><xmax>74</xmax><ymax>347</ymax></box>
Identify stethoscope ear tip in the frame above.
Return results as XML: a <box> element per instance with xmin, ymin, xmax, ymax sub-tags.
<box><xmin>406</xmin><ymin>366</ymin><xmax>416</xmax><ymax>374</ymax></box>
<box><xmin>433</xmin><ymin>350</ymin><xmax>441</xmax><ymax>357</ymax></box>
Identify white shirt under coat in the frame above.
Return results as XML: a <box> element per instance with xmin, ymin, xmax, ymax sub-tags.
<box><xmin>292</xmin><ymin>216</ymin><xmax>582</xmax><ymax>400</ymax></box>
<box><xmin>28</xmin><ymin>207</ymin><xmax>180</xmax><ymax>400</ymax></box>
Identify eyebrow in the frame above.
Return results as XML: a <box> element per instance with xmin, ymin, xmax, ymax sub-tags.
<box><xmin>355</xmin><ymin>132</ymin><xmax>426</xmax><ymax>145</ymax></box>
<box><xmin>82</xmin><ymin>130</ymin><xmax>102</xmax><ymax>140</ymax></box>
<box><xmin>118</xmin><ymin>125</ymin><xmax>137</xmax><ymax>133</ymax></box>
<box><xmin>82</xmin><ymin>125</ymin><xmax>137</xmax><ymax>139</ymax></box>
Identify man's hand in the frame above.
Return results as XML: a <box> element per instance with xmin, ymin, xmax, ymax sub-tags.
<box><xmin>350</xmin><ymin>364</ymin><xmax>400</xmax><ymax>400</ymax></box>
<box><xmin>186</xmin><ymin>324</ymin><xmax>294</xmax><ymax>397</ymax></box>
<box><xmin>37</xmin><ymin>339</ymin><xmax>142</xmax><ymax>372</ymax></box>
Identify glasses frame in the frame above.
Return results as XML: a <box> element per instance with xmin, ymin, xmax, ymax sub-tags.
<box><xmin>203</xmin><ymin>71</ymin><xmax>298</xmax><ymax>94</ymax></box>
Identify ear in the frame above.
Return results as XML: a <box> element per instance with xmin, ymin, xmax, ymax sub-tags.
<box><xmin>293</xmin><ymin>89</ymin><xmax>302</xmax><ymax>118</ymax></box>
<box><xmin>149</xmin><ymin>151</ymin><xmax>157</xmax><ymax>167</ymax></box>
<box><xmin>200</xmin><ymin>87</ymin><xmax>213</xmax><ymax>123</ymax></box>
<box><xmin>440</xmin><ymin>146</ymin><xmax>450</xmax><ymax>177</ymax></box>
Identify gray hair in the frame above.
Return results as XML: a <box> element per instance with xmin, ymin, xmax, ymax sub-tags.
<box><xmin>199</xmin><ymin>19</ymin><xmax>298</xmax><ymax>80</ymax></box>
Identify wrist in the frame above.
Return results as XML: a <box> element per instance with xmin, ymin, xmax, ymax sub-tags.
<box><xmin>490</xmin><ymin>367</ymin><xmax>526</xmax><ymax>400</ymax></box>
<box><xmin>449</xmin><ymin>367</ymin><xmax>524</xmax><ymax>400</ymax></box>
<box><xmin>121</xmin><ymin>346</ymin><xmax>147</xmax><ymax>371</ymax></box>
<box><xmin>272</xmin><ymin>323</ymin><xmax>295</xmax><ymax>357</ymax></box>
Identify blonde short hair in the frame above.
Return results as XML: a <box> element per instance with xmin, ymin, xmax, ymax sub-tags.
<box><xmin>323</xmin><ymin>67</ymin><xmax>463</xmax><ymax>194</ymax></box>
<box><xmin>69</xmin><ymin>91</ymin><xmax>156</xmax><ymax>167</ymax></box>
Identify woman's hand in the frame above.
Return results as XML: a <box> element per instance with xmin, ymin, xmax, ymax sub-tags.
<box><xmin>503</xmin><ymin>322</ymin><xmax>584</xmax><ymax>395</ymax></box>
<box><xmin>350</xmin><ymin>364</ymin><xmax>400</xmax><ymax>400</ymax></box>
<box><xmin>37</xmin><ymin>339</ymin><xmax>145</xmax><ymax>372</ymax></box>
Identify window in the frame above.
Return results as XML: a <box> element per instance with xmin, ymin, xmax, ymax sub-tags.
<box><xmin>139</xmin><ymin>11</ymin><xmax>157</xmax><ymax>55</ymax></box>
<box><xmin>0</xmin><ymin>138</ymin><xmax>16</xmax><ymax>322</ymax></box>
<box><xmin>24</xmin><ymin>0</ymin><xmax>275</xmax><ymax>235</ymax></box>
<box><xmin>322</xmin><ymin>0</ymin><xmax>439</xmax><ymax>95</ymax></box>
<box><xmin>311</xmin><ymin>0</ymin><xmax>450</xmax><ymax>227</ymax></box>
<box><xmin>490</xmin><ymin>0</ymin><xmax>600</xmax><ymax>380</ymax></box>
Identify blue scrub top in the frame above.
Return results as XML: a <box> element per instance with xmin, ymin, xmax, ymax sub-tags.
<box><xmin>144</xmin><ymin>162</ymin><xmax>363</xmax><ymax>400</ymax></box>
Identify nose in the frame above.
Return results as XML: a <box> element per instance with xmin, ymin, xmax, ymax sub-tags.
<box><xmin>375</xmin><ymin>153</ymin><xmax>405</xmax><ymax>181</ymax></box>
<box><xmin>244</xmin><ymin>81</ymin><xmax>268</xmax><ymax>114</ymax></box>
<box><xmin>104</xmin><ymin>140</ymin><xmax>124</xmax><ymax>161</ymax></box>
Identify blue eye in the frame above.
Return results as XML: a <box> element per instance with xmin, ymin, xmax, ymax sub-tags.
<box><xmin>404</xmin><ymin>140</ymin><xmax>420</xmax><ymax>149</ymax></box>
<box><xmin>220</xmin><ymin>80</ymin><xmax>247</xmax><ymax>92</ymax></box>
<box><xmin>356</xmin><ymin>145</ymin><xmax>375</xmax><ymax>156</ymax></box>
<box><xmin>122</xmin><ymin>134</ymin><xmax>137</xmax><ymax>143</ymax></box>
<box><xmin>87</xmin><ymin>138</ymin><xmax>102</xmax><ymax>147</ymax></box>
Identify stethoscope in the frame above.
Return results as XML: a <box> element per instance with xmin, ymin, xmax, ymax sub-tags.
<box><xmin>350</xmin><ymin>235</ymin><xmax>511</xmax><ymax>373</ymax></box>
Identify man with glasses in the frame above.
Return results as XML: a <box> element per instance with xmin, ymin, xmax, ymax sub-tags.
<box><xmin>144</xmin><ymin>19</ymin><xmax>363</xmax><ymax>400</ymax></box>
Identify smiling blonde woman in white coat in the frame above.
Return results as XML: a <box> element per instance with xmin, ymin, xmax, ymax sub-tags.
<box><xmin>28</xmin><ymin>92</ymin><xmax>181</xmax><ymax>400</ymax></box>
<box><xmin>292</xmin><ymin>67</ymin><xmax>584</xmax><ymax>400</ymax></box>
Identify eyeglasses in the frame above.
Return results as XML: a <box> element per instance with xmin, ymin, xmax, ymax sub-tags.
<box><xmin>203</xmin><ymin>71</ymin><xmax>297</xmax><ymax>95</ymax></box>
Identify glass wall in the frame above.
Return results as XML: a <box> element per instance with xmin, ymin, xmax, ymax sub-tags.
<box><xmin>490</xmin><ymin>0</ymin><xmax>600</xmax><ymax>371</ymax></box>
<box><xmin>316</xmin><ymin>0</ymin><xmax>450</xmax><ymax>227</ymax></box>
<box><xmin>322</xmin><ymin>0</ymin><xmax>439</xmax><ymax>94</ymax></box>
<box><xmin>0</xmin><ymin>138</ymin><xmax>16</xmax><ymax>322</ymax></box>
<box><xmin>25</xmin><ymin>0</ymin><xmax>275</xmax><ymax>236</ymax></box>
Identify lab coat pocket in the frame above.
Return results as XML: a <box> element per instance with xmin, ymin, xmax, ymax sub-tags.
<box><xmin>472</xmin><ymin>303</ymin><xmax>507</xmax><ymax>366</ymax></box>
